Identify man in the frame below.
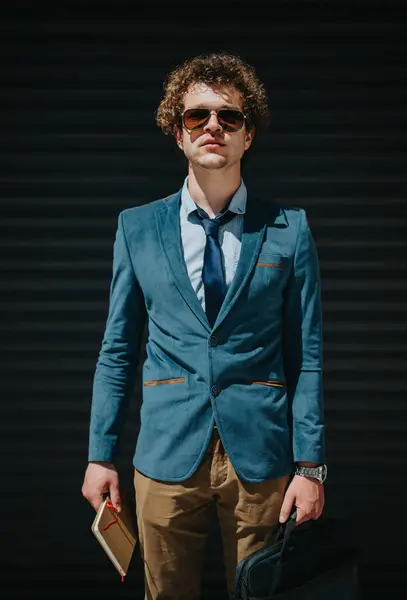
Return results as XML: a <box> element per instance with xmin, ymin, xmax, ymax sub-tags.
<box><xmin>82</xmin><ymin>52</ymin><xmax>326</xmax><ymax>600</ymax></box>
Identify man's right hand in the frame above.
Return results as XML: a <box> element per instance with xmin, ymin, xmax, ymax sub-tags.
<box><xmin>82</xmin><ymin>461</ymin><xmax>122</xmax><ymax>513</ymax></box>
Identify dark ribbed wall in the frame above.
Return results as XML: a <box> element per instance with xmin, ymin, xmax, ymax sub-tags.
<box><xmin>2</xmin><ymin>2</ymin><xmax>406</xmax><ymax>599</ymax></box>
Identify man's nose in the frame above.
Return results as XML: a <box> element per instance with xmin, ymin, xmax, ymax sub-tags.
<box><xmin>203</xmin><ymin>112</ymin><xmax>222</xmax><ymax>132</ymax></box>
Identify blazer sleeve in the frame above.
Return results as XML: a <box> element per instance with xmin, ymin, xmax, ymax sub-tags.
<box><xmin>88</xmin><ymin>210</ymin><xmax>147</xmax><ymax>463</ymax></box>
<box><xmin>282</xmin><ymin>208</ymin><xmax>326</xmax><ymax>464</ymax></box>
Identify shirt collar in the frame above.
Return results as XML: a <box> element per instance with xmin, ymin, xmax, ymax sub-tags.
<box><xmin>181</xmin><ymin>175</ymin><xmax>247</xmax><ymax>219</ymax></box>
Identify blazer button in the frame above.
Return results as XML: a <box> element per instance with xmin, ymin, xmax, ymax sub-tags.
<box><xmin>211</xmin><ymin>384</ymin><xmax>220</xmax><ymax>397</ymax></box>
<box><xmin>209</xmin><ymin>335</ymin><xmax>219</xmax><ymax>347</ymax></box>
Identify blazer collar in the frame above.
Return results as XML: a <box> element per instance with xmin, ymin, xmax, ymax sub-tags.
<box><xmin>180</xmin><ymin>176</ymin><xmax>248</xmax><ymax>219</ymax></box>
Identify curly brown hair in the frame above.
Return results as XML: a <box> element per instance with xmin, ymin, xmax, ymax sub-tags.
<box><xmin>155</xmin><ymin>52</ymin><xmax>270</xmax><ymax>137</ymax></box>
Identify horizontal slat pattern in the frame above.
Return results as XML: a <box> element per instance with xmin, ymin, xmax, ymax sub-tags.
<box><xmin>2</xmin><ymin>2</ymin><xmax>406</xmax><ymax>599</ymax></box>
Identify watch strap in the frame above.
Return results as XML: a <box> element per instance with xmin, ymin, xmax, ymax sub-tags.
<box><xmin>295</xmin><ymin>464</ymin><xmax>327</xmax><ymax>483</ymax></box>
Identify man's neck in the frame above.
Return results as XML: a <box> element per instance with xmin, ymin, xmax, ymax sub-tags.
<box><xmin>187</xmin><ymin>165</ymin><xmax>241</xmax><ymax>218</ymax></box>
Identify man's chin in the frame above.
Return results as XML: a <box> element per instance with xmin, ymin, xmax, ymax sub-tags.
<box><xmin>194</xmin><ymin>156</ymin><xmax>228</xmax><ymax>170</ymax></box>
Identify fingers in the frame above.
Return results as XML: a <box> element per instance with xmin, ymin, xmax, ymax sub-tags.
<box><xmin>82</xmin><ymin>462</ymin><xmax>120</xmax><ymax>512</ymax></box>
<box><xmin>295</xmin><ymin>504</ymin><xmax>323</xmax><ymax>525</ymax></box>
<box><xmin>109</xmin><ymin>482</ymin><xmax>122</xmax><ymax>513</ymax></box>
<box><xmin>279</xmin><ymin>490</ymin><xmax>295</xmax><ymax>523</ymax></box>
<box><xmin>280</xmin><ymin>476</ymin><xmax>325</xmax><ymax>526</ymax></box>
<box><xmin>295</xmin><ymin>506</ymin><xmax>308</xmax><ymax>526</ymax></box>
<box><xmin>82</xmin><ymin>480</ymin><xmax>108</xmax><ymax>511</ymax></box>
<box><xmin>279</xmin><ymin>492</ymin><xmax>324</xmax><ymax>525</ymax></box>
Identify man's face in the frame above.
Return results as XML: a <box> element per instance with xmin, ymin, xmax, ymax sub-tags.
<box><xmin>174</xmin><ymin>83</ymin><xmax>254</xmax><ymax>171</ymax></box>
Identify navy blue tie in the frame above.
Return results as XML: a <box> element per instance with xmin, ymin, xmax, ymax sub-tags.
<box><xmin>195</xmin><ymin>206</ymin><xmax>237</xmax><ymax>327</ymax></box>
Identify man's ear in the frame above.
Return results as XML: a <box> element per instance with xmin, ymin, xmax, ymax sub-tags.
<box><xmin>244</xmin><ymin>126</ymin><xmax>255</xmax><ymax>151</ymax></box>
<box><xmin>173</xmin><ymin>124</ymin><xmax>183</xmax><ymax>150</ymax></box>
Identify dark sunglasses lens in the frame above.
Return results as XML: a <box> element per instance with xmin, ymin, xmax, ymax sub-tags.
<box><xmin>217</xmin><ymin>109</ymin><xmax>244</xmax><ymax>131</ymax></box>
<box><xmin>183</xmin><ymin>109</ymin><xmax>210</xmax><ymax>130</ymax></box>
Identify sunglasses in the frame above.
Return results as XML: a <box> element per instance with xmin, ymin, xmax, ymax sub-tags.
<box><xmin>182</xmin><ymin>108</ymin><xmax>246</xmax><ymax>133</ymax></box>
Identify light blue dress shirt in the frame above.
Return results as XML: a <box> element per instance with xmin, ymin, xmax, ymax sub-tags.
<box><xmin>180</xmin><ymin>176</ymin><xmax>247</xmax><ymax>311</ymax></box>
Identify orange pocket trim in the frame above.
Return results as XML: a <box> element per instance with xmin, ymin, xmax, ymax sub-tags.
<box><xmin>250</xmin><ymin>379</ymin><xmax>286</xmax><ymax>388</ymax></box>
<box><xmin>256</xmin><ymin>262</ymin><xmax>286</xmax><ymax>268</ymax></box>
<box><xmin>144</xmin><ymin>377</ymin><xmax>185</xmax><ymax>386</ymax></box>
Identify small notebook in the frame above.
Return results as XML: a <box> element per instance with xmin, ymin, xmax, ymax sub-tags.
<box><xmin>91</xmin><ymin>495</ymin><xmax>137</xmax><ymax>578</ymax></box>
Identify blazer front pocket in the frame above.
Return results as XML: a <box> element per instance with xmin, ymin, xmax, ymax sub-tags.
<box><xmin>144</xmin><ymin>377</ymin><xmax>185</xmax><ymax>386</ymax></box>
<box><xmin>249</xmin><ymin>379</ymin><xmax>286</xmax><ymax>388</ymax></box>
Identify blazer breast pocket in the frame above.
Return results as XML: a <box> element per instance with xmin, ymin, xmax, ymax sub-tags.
<box><xmin>256</xmin><ymin>253</ymin><xmax>289</xmax><ymax>270</ymax></box>
<box><xmin>248</xmin><ymin>253</ymin><xmax>291</xmax><ymax>306</ymax></box>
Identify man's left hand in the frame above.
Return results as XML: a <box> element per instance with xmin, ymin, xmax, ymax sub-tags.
<box><xmin>279</xmin><ymin>474</ymin><xmax>325</xmax><ymax>526</ymax></box>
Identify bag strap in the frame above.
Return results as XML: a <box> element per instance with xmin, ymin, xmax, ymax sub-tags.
<box><xmin>265</xmin><ymin>509</ymin><xmax>298</xmax><ymax>597</ymax></box>
<box><xmin>264</xmin><ymin>508</ymin><xmax>297</xmax><ymax>549</ymax></box>
<box><xmin>278</xmin><ymin>509</ymin><xmax>297</xmax><ymax>561</ymax></box>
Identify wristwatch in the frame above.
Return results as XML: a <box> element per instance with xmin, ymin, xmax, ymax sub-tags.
<box><xmin>295</xmin><ymin>464</ymin><xmax>327</xmax><ymax>484</ymax></box>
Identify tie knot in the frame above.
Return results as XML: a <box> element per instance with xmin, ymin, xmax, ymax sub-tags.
<box><xmin>201</xmin><ymin>218</ymin><xmax>220</xmax><ymax>237</ymax></box>
<box><xmin>195</xmin><ymin>207</ymin><xmax>235</xmax><ymax>237</ymax></box>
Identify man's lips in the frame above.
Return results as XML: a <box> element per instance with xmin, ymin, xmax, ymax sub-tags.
<box><xmin>202</xmin><ymin>140</ymin><xmax>225</xmax><ymax>147</ymax></box>
<box><xmin>202</xmin><ymin>142</ymin><xmax>225</xmax><ymax>148</ymax></box>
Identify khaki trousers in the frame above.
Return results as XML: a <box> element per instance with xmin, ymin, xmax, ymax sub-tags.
<box><xmin>134</xmin><ymin>428</ymin><xmax>290</xmax><ymax>600</ymax></box>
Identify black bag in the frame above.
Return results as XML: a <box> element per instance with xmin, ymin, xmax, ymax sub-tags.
<box><xmin>234</xmin><ymin>510</ymin><xmax>360</xmax><ymax>600</ymax></box>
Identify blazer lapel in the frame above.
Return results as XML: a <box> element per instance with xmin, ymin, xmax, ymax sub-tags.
<box><xmin>155</xmin><ymin>190</ymin><xmax>211</xmax><ymax>332</ymax></box>
<box><xmin>214</xmin><ymin>197</ymin><xmax>285</xmax><ymax>330</ymax></box>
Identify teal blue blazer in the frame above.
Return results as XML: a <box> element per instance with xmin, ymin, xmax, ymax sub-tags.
<box><xmin>88</xmin><ymin>190</ymin><xmax>325</xmax><ymax>482</ymax></box>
